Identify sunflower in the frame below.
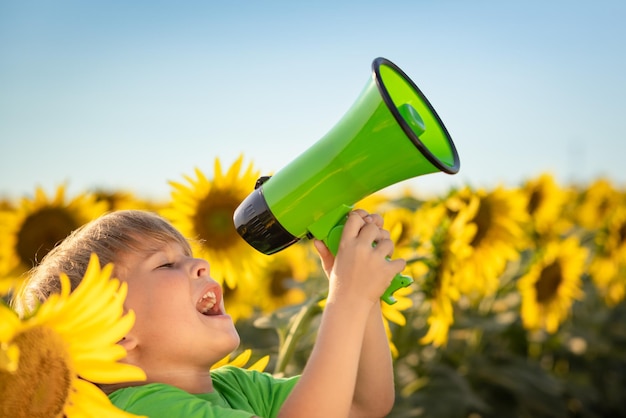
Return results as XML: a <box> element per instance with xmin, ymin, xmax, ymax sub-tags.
<box><xmin>356</xmin><ymin>186</ymin><xmax>426</xmax><ymax>222</ymax></box>
<box><xmin>162</xmin><ymin>156</ymin><xmax>268</xmax><ymax>290</ymax></box>
<box><xmin>518</xmin><ymin>237</ymin><xmax>588</xmax><ymax>333</ymax></box>
<box><xmin>354</xmin><ymin>189</ymin><xmax>393</xmax><ymax>214</ymax></box>
<box><xmin>212</xmin><ymin>349</ymin><xmax>270</xmax><ymax>373</ymax></box>
<box><xmin>222</xmin><ymin>282</ymin><xmax>260</xmax><ymax>324</ymax></box>
<box><xmin>256</xmin><ymin>242</ymin><xmax>317</xmax><ymax>313</ymax></box>
<box><xmin>91</xmin><ymin>189</ymin><xmax>159</xmax><ymax>212</ymax></box>
<box><xmin>0</xmin><ymin>186</ymin><xmax>108</xmax><ymax>294</ymax></box>
<box><xmin>589</xmin><ymin>206</ymin><xmax>626</xmax><ymax>306</ymax></box>
<box><xmin>446</xmin><ymin>186</ymin><xmax>529</xmax><ymax>298</ymax></box>
<box><xmin>419</xmin><ymin>291</ymin><xmax>455</xmax><ymax>347</ymax></box>
<box><xmin>0</xmin><ymin>197</ymin><xmax>14</xmax><ymax>211</ymax></box>
<box><xmin>217</xmin><ymin>242</ymin><xmax>315</xmax><ymax>323</ymax></box>
<box><xmin>575</xmin><ymin>178</ymin><xmax>624</xmax><ymax>231</ymax></box>
<box><xmin>522</xmin><ymin>173</ymin><xmax>569</xmax><ymax>240</ymax></box>
<box><xmin>0</xmin><ymin>254</ymin><xmax>146</xmax><ymax>418</ymax></box>
<box><xmin>413</xmin><ymin>202</ymin><xmax>474</xmax><ymax>346</ymax></box>
<box><xmin>383</xmin><ymin>205</ymin><xmax>422</xmax><ymax>252</ymax></box>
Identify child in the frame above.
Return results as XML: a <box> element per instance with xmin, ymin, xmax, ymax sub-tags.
<box><xmin>14</xmin><ymin>209</ymin><xmax>405</xmax><ymax>417</ymax></box>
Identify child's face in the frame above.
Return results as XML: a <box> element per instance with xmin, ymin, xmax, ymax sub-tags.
<box><xmin>117</xmin><ymin>240</ymin><xmax>240</xmax><ymax>370</ymax></box>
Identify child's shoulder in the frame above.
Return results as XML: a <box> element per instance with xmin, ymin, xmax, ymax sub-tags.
<box><xmin>211</xmin><ymin>365</ymin><xmax>298</xmax><ymax>387</ymax></box>
<box><xmin>211</xmin><ymin>366</ymin><xmax>299</xmax><ymax>417</ymax></box>
<box><xmin>211</xmin><ymin>365</ymin><xmax>279</xmax><ymax>391</ymax></box>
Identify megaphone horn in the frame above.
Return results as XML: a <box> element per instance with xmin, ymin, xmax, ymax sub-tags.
<box><xmin>234</xmin><ymin>57</ymin><xmax>460</xmax><ymax>304</ymax></box>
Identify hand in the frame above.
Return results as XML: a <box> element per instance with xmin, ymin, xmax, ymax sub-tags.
<box><xmin>314</xmin><ymin>210</ymin><xmax>406</xmax><ymax>306</ymax></box>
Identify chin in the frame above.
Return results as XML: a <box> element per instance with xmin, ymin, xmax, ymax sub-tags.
<box><xmin>228</xmin><ymin>332</ymin><xmax>241</xmax><ymax>351</ymax></box>
<box><xmin>212</xmin><ymin>333</ymin><xmax>241</xmax><ymax>363</ymax></box>
<box><xmin>219</xmin><ymin>326</ymin><xmax>241</xmax><ymax>351</ymax></box>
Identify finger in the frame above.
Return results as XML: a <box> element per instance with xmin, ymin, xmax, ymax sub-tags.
<box><xmin>376</xmin><ymin>228</ymin><xmax>391</xmax><ymax>242</ymax></box>
<box><xmin>357</xmin><ymin>221</ymin><xmax>381</xmax><ymax>243</ymax></box>
<box><xmin>342</xmin><ymin>211</ymin><xmax>367</xmax><ymax>239</ymax></box>
<box><xmin>373</xmin><ymin>238</ymin><xmax>396</xmax><ymax>258</ymax></box>
<box><xmin>353</xmin><ymin>209</ymin><xmax>384</xmax><ymax>229</ymax></box>
<box><xmin>314</xmin><ymin>239</ymin><xmax>330</xmax><ymax>257</ymax></box>
<box><xmin>365</xmin><ymin>213</ymin><xmax>384</xmax><ymax>228</ymax></box>
<box><xmin>351</xmin><ymin>208</ymin><xmax>370</xmax><ymax>219</ymax></box>
<box><xmin>313</xmin><ymin>240</ymin><xmax>334</xmax><ymax>273</ymax></box>
<box><xmin>387</xmin><ymin>257</ymin><xmax>407</xmax><ymax>274</ymax></box>
<box><xmin>367</xmin><ymin>228</ymin><xmax>390</xmax><ymax>247</ymax></box>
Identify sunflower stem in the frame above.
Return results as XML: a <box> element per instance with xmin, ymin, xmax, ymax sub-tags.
<box><xmin>404</xmin><ymin>256</ymin><xmax>431</xmax><ymax>265</ymax></box>
<box><xmin>274</xmin><ymin>294</ymin><xmax>323</xmax><ymax>376</ymax></box>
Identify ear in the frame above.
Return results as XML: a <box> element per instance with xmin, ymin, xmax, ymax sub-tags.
<box><xmin>119</xmin><ymin>335</ymin><xmax>139</xmax><ymax>356</ymax></box>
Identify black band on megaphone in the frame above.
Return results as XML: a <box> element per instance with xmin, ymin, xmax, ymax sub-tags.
<box><xmin>233</xmin><ymin>184</ymin><xmax>299</xmax><ymax>255</ymax></box>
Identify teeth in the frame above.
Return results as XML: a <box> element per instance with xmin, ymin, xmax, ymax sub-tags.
<box><xmin>198</xmin><ymin>291</ymin><xmax>217</xmax><ymax>314</ymax></box>
<box><xmin>202</xmin><ymin>290</ymin><xmax>216</xmax><ymax>301</ymax></box>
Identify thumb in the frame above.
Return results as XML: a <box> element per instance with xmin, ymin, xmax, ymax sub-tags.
<box><xmin>313</xmin><ymin>240</ymin><xmax>334</xmax><ymax>275</ymax></box>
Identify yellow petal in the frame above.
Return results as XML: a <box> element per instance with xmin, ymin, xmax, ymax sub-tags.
<box><xmin>65</xmin><ymin>378</ymin><xmax>146</xmax><ymax>418</ymax></box>
<box><xmin>75</xmin><ymin>360</ymin><xmax>146</xmax><ymax>384</ymax></box>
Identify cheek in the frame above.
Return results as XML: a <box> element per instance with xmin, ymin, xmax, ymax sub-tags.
<box><xmin>125</xmin><ymin>280</ymin><xmax>191</xmax><ymax>327</ymax></box>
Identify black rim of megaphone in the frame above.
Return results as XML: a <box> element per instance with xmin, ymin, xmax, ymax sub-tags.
<box><xmin>372</xmin><ymin>57</ymin><xmax>460</xmax><ymax>174</ymax></box>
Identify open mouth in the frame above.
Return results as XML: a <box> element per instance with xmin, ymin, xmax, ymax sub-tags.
<box><xmin>196</xmin><ymin>287</ymin><xmax>223</xmax><ymax>316</ymax></box>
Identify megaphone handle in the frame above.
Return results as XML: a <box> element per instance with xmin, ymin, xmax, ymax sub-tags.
<box><xmin>381</xmin><ymin>273</ymin><xmax>414</xmax><ymax>305</ymax></box>
<box><xmin>323</xmin><ymin>224</ymin><xmax>413</xmax><ymax>305</ymax></box>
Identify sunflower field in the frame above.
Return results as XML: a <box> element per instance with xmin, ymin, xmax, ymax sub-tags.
<box><xmin>1</xmin><ymin>156</ymin><xmax>626</xmax><ymax>417</ymax></box>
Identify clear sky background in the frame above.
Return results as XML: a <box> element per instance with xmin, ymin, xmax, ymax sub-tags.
<box><xmin>1</xmin><ymin>0</ymin><xmax>624</xmax><ymax>201</ymax></box>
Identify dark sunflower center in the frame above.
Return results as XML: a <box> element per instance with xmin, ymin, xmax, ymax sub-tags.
<box><xmin>597</xmin><ymin>198</ymin><xmax>610</xmax><ymax>219</ymax></box>
<box><xmin>422</xmin><ymin>267</ymin><xmax>442</xmax><ymax>300</ymax></box>
<box><xmin>269</xmin><ymin>266</ymin><xmax>292</xmax><ymax>298</ymax></box>
<box><xmin>535</xmin><ymin>261</ymin><xmax>562</xmax><ymax>303</ymax></box>
<box><xmin>193</xmin><ymin>194</ymin><xmax>242</xmax><ymax>249</ymax></box>
<box><xmin>470</xmin><ymin>198</ymin><xmax>493</xmax><ymax>247</ymax></box>
<box><xmin>527</xmin><ymin>188</ymin><xmax>542</xmax><ymax>215</ymax></box>
<box><xmin>395</xmin><ymin>220</ymin><xmax>412</xmax><ymax>247</ymax></box>
<box><xmin>0</xmin><ymin>326</ymin><xmax>71</xmax><ymax>418</ymax></box>
<box><xmin>16</xmin><ymin>207</ymin><xmax>80</xmax><ymax>267</ymax></box>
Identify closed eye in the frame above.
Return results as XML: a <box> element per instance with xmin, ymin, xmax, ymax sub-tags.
<box><xmin>157</xmin><ymin>262</ymin><xmax>175</xmax><ymax>269</ymax></box>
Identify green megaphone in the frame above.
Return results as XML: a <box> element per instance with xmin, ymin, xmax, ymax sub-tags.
<box><xmin>233</xmin><ymin>57</ymin><xmax>460</xmax><ymax>304</ymax></box>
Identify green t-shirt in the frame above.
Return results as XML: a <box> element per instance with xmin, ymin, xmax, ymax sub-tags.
<box><xmin>108</xmin><ymin>365</ymin><xmax>299</xmax><ymax>418</ymax></box>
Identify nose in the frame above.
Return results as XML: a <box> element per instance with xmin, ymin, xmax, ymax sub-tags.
<box><xmin>190</xmin><ymin>257</ymin><xmax>211</xmax><ymax>279</ymax></box>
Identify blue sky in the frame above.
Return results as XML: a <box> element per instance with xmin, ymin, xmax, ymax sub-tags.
<box><xmin>1</xmin><ymin>0</ymin><xmax>624</xmax><ymax>201</ymax></box>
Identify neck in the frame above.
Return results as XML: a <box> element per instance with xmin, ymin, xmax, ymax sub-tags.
<box><xmin>144</xmin><ymin>367</ymin><xmax>215</xmax><ymax>394</ymax></box>
<box><xmin>104</xmin><ymin>365</ymin><xmax>216</xmax><ymax>394</ymax></box>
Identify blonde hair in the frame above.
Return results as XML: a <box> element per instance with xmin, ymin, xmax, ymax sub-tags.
<box><xmin>12</xmin><ymin>210</ymin><xmax>192</xmax><ymax>316</ymax></box>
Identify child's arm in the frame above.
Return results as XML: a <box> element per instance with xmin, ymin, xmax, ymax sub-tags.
<box><xmin>318</xmin><ymin>212</ymin><xmax>396</xmax><ymax>417</ymax></box>
<box><xmin>277</xmin><ymin>210</ymin><xmax>404</xmax><ymax>418</ymax></box>
<box><xmin>349</xmin><ymin>293</ymin><xmax>396</xmax><ymax>417</ymax></box>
